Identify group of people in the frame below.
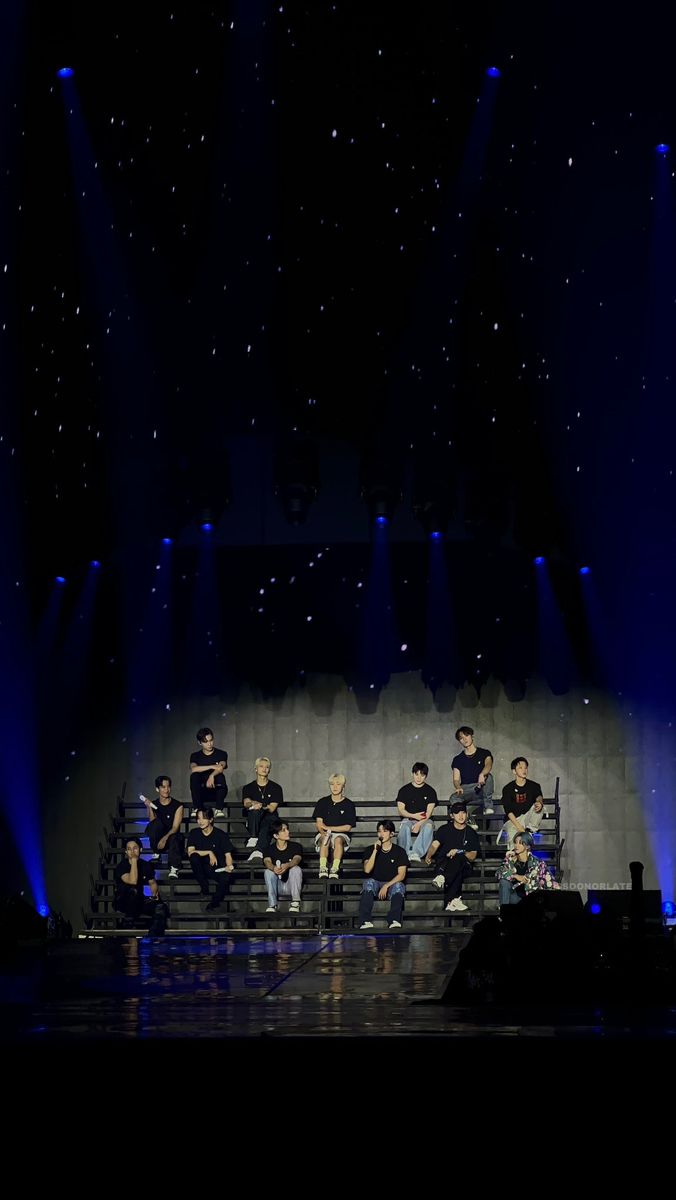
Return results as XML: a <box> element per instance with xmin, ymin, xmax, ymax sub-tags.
<box><xmin>113</xmin><ymin>724</ymin><xmax>559</xmax><ymax>931</ymax></box>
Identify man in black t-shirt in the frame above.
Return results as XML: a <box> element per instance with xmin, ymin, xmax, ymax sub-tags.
<box><xmin>451</xmin><ymin>725</ymin><xmax>494</xmax><ymax>824</ymax></box>
<box><xmin>396</xmin><ymin>762</ymin><xmax>438</xmax><ymax>861</ymax></box>
<box><xmin>262</xmin><ymin>820</ymin><xmax>303</xmax><ymax>913</ymax></box>
<box><xmin>187</xmin><ymin>808</ymin><xmax>235</xmax><ymax>912</ymax></box>
<box><xmin>242</xmin><ymin>756</ymin><xmax>284</xmax><ymax>862</ymax></box>
<box><xmin>359</xmin><ymin>821</ymin><xmax>408</xmax><ymax>930</ymax></box>
<box><xmin>189</xmin><ymin>726</ymin><xmax>228</xmax><ymax>815</ymax></box>
<box><xmin>497</xmin><ymin>757</ymin><xmax>545</xmax><ymax>847</ymax></box>
<box><xmin>114</xmin><ymin>838</ymin><xmax>168</xmax><ymax>934</ymax></box>
<box><xmin>141</xmin><ymin>775</ymin><xmax>184</xmax><ymax>879</ymax></box>
<box><xmin>312</xmin><ymin>774</ymin><xmax>356</xmax><ymax>879</ymax></box>
<box><xmin>425</xmin><ymin>801</ymin><xmax>480</xmax><ymax>912</ymax></box>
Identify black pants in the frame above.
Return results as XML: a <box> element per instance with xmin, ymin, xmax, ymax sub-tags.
<box><xmin>146</xmin><ymin>821</ymin><xmax>185</xmax><ymax>868</ymax></box>
<box><xmin>115</xmin><ymin>891</ymin><xmax>169</xmax><ymax>934</ymax></box>
<box><xmin>437</xmin><ymin>855</ymin><xmax>472</xmax><ymax>901</ymax></box>
<box><xmin>189</xmin><ymin>775</ymin><xmax>228</xmax><ymax>810</ymax></box>
<box><xmin>244</xmin><ymin>808</ymin><xmax>275</xmax><ymax>849</ymax></box>
<box><xmin>189</xmin><ymin>854</ymin><xmax>231</xmax><ymax>902</ymax></box>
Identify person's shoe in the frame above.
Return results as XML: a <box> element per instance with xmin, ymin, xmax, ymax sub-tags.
<box><xmin>265</xmin><ymin>906</ymin><xmax>278</xmax><ymax>913</ymax></box>
<box><xmin>359</xmin><ymin>921</ymin><xmax>374</xmax><ymax>930</ymax></box>
<box><xmin>168</xmin><ymin>866</ymin><xmax>179</xmax><ymax>879</ymax></box>
<box><xmin>246</xmin><ymin>837</ymin><xmax>258</xmax><ymax>848</ymax></box>
<box><xmin>318</xmin><ymin>865</ymin><xmax>329</xmax><ymax>879</ymax></box>
<box><xmin>289</xmin><ymin>901</ymin><xmax>301</xmax><ymax>913</ymax></box>
<box><xmin>409</xmin><ymin>852</ymin><xmax>421</xmax><ymax>862</ymax></box>
<box><xmin>328</xmin><ymin>867</ymin><xmax>340</xmax><ymax>879</ymax></box>
<box><xmin>449</xmin><ymin>897</ymin><xmax>469</xmax><ymax>912</ymax></box>
<box><xmin>214</xmin><ymin>809</ymin><xmax>225</xmax><ymax>818</ymax></box>
<box><xmin>483</xmin><ymin>805</ymin><xmax>494</xmax><ymax>815</ymax></box>
<box><xmin>151</xmin><ymin>853</ymin><xmax>160</xmax><ymax>860</ymax></box>
<box><xmin>388</xmin><ymin>920</ymin><xmax>402</xmax><ymax>929</ymax></box>
<box><xmin>247</xmin><ymin>850</ymin><xmax>263</xmax><ymax>862</ymax></box>
<box><xmin>205</xmin><ymin>899</ymin><xmax>223</xmax><ymax>912</ymax></box>
<box><xmin>432</xmin><ymin>874</ymin><xmax>445</xmax><ymax>889</ymax></box>
<box><xmin>468</xmin><ymin>818</ymin><xmax>479</xmax><ymax>831</ymax></box>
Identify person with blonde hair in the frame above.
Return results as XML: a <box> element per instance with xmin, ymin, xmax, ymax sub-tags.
<box><xmin>312</xmin><ymin>773</ymin><xmax>356</xmax><ymax>880</ymax></box>
<box><xmin>242</xmin><ymin>756</ymin><xmax>284</xmax><ymax>862</ymax></box>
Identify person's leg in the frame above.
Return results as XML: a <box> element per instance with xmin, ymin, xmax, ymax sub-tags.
<box><xmin>524</xmin><ymin>804</ymin><xmax>545</xmax><ymax>837</ymax></box>
<box><xmin>397</xmin><ymin>820</ymin><xmax>413</xmax><ymax>853</ymax></box>
<box><xmin>142</xmin><ymin>898</ymin><xmax>168</xmax><ymax>934</ymax></box>
<box><xmin>287</xmin><ymin>866</ymin><xmax>303</xmax><ymax>903</ymax></box>
<box><xmin>329</xmin><ymin>835</ymin><xmax>347</xmax><ymax>876</ymax></box>
<box><xmin>499</xmin><ymin>879</ymin><xmax>522</xmax><ymax>905</ymax></box>
<box><xmin>264</xmin><ymin>869</ymin><xmax>279</xmax><ymax>909</ymax></box>
<box><xmin>358</xmin><ymin>879</ymin><xmax>379</xmax><ymax>925</ymax></box>
<box><xmin>189</xmin><ymin>774</ymin><xmax>204</xmax><ymax>809</ymax></box>
<box><xmin>190</xmin><ymin>854</ymin><xmax>210</xmax><ymax>895</ymax></box>
<box><xmin>254</xmin><ymin>813</ymin><xmax>275</xmax><ymax>852</ymax></box>
<box><xmin>443</xmin><ymin>855</ymin><xmax>467</xmax><ymax>902</ymax></box>
<box><xmin>387</xmin><ymin>882</ymin><xmax>405</xmax><ymax>925</ymax></box>
<box><xmin>413</xmin><ymin>821</ymin><xmax>434</xmax><ymax>859</ymax></box>
<box><xmin>146</xmin><ymin>821</ymin><xmax>163</xmax><ymax>854</ymax></box>
<box><xmin>166</xmin><ymin>832</ymin><xmax>184</xmax><ymax>870</ymax></box>
<box><xmin>316</xmin><ymin>832</ymin><xmax>330</xmax><ymax>877</ymax></box>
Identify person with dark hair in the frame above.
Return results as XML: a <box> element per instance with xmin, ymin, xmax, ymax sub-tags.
<box><xmin>497</xmin><ymin>831</ymin><xmax>559</xmax><ymax>905</ymax></box>
<box><xmin>359</xmin><ymin>821</ymin><xmax>408</xmax><ymax>930</ymax></box>
<box><xmin>187</xmin><ymin>808</ymin><xmax>235</xmax><ymax>912</ymax></box>
<box><xmin>141</xmin><ymin>776</ymin><xmax>184</xmax><ymax>880</ymax></box>
<box><xmin>497</xmin><ymin>758</ymin><xmax>545</xmax><ymax>847</ymax></box>
<box><xmin>396</xmin><ymin>762</ymin><xmax>438</xmax><ymax>861</ymax></box>
<box><xmin>451</xmin><ymin>726</ymin><xmax>494</xmax><ymax>825</ymax></box>
<box><xmin>114</xmin><ymin>838</ymin><xmax>168</xmax><ymax>934</ymax></box>
<box><xmin>242</xmin><ymin>756</ymin><xmax>284</xmax><ymax>862</ymax></box>
<box><xmin>262</xmin><ymin>820</ymin><xmax>303</xmax><ymax>913</ymax></box>
<box><xmin>189</xmin><ymin>727</ymin><xmax>228</xmax><ymax>816</ymax></box>
<box><xmin>425</xmin><ymin>801</ymin><xmax>480</xmax><ymax>913</ymax></box>
<box><xmin>313</xmin><ymin>773</ymin><xmax>356</xmax><ymax>880</ymax></box>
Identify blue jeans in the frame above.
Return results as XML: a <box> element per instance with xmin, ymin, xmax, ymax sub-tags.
<box><xmin>358</xmin><ymin>878</ymin><xmax>405</xmax><ymax>924</ymax></box>
<box><xmin>455</xmin><ymin>773</ymin><xmax>494</xmax><ymax>812</ymax></box>
<box><xmin>398</xmin><ymin>819</ymin><xmax>434</xmax><ymax>858</ymax></box>
<box><xmin>499</xmin><ymin>878</ymin><xmax>523</xmax><ymax>905</ymax></box>
<box><xmin>264</xmin><ymin>866</ymin><xmax>303</xmax><ymax>907</ymax></box>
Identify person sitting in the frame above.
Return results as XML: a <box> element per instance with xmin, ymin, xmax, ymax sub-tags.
<box><xmin>497</xmin><ymin>757</ymin><xmax>545</xmax><ymax>847</ymax></box>
<box><xmin>113</xmin><ymin>837</ymin><xmax>168</xmax><ymax>934</ymax></box>
<box><xmin>312</xmin><ymin>773</ymin><xmax>356</xmax><ymax>880</ymax></box>
<box><xmin>241</xmin><ymin>756</ymin><xmax>283</xmax><ymax>862</ymax></box>
<box><xmin>359</xmin><ymin>820</ymin><xmax>408</xmax><ymax>930</ymax></box>
<box><xmin>189</xmin><ymin>727</ymin><xmax>228</xmax><ymax>816</ymax></box>
<box><xmin>262</xmin><ymin>820</ymin><xmax>303</xmax><ymax>913</ymax></box>
<box><xmin>424</xmin><ymin>801</ymin><xmax>480</xmax><ymax>913</ymax></box>
<box><xmin>141</xmin><ymin>775</ymin><xmax>184</xmax><ymax>880</ymax></box>
<box><xmin>497</xmin><ymin>830</ymin><xmax>559</xmax><ymax>906</ymax></box>
<box><xmin>396</xmin><ymin>762</ymin><xmax>437</xmax><ymax>861</ymax></box>
<box><xmin>187</xmin><ymin>807</ymin><xmax>235</xmax><ymax>913</ymax></box>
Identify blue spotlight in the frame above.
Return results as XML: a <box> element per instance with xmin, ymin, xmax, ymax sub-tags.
<box><xmin>375</xmin><ymin>515</ymin><xmax>388</xmax><ymax>526</ymax></box>
<box><xmin>161</xmin><ymin>537</ymin><xmax>173</xmax><ymax>545</ymax></box>
<box><xmin>533</xmin><ymin>555</ymin><xmax>545</xmax><ymax>565</ymax></box>
<box><xmin>38</xmin><ymin>904</ymin><xmax>49</xmax><ymax>917</ymax></box>
<box><xmin>590</xmin><ymin>902</ymin><xmax>601</xmax><ymax>915</ymax></box>
<box><xmin>55</xmin><ymin>575</ymin><xmax>66</xmax><ymax>584</ymax></box>
<box><xmin>579</xmin><ymin>565</ymin><xmax>591</xmax><ymax>575</ymax></box>
<box><xmin>429</xmin><ymin>531</ymin><xmax>443</xmax><ymax>540</ymax></box>
<box><xmin>57</xmin><ymin>67</ymin><xmax>74</xmax><ymax>78</ymax></box>
<box><xmin>90</xmin><ymin>560</ymin><xmax>101</xmax><ymax>569</ymax></box>
<box><xmin>201</xmin><ymin>522</ymin><xmax>213</xmax><ymax>532</ymax></box>
<box><xmin>656</xmin><ymin>143</ymin><xmax>670</xmax><ymax>155</ymax></box>
<box><xmin>663</xmin><ymin>899</ymin><xmax>676</xmax><ymax>918</ymax></box>
<box><xmin>486</xmin><ymin>66</ymin><xmax>501</xmax><ymax>78</ymax></box>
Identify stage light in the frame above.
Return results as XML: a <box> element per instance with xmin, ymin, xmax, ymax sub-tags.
<box><xmin>534</xmin><ymin>556</ymin><xmax>545</xmax><ymax>565</ymax></box>
<box><xmin>57</xmin><ymin>67</ymin><xmax>74</xmax><ymax>78</ymax></box>
<box><xmin>579</xmin><ymin>565</ymin><xmax>591</xmax><ymax>575</ymax></box>
<box><xmin>430</xmin><ymin>531</ymin><xmax>443</xmax><ymax>540</ymax></box>
<box><xmin>656</xmin><ymin>143</ymin><xmax>670</xmax><ymax>155</ymax></box>
<box><xmin>375</xmin><ymin>515</ymin><xmax>388</xmax><ymax>526</ymax></box>
<box><xmin>55</xmin><ymin>576</ymin><xmax>66</xmax><ymax>584</ymax></box>
<box><xmin>201</xmin><ymin>522</ymin><xmax>213</xmax><ymax>532</ymax></box>
<box><xmin>486</xmin><ymin>66</ymin><xmax>501</xmax><ymax>78</ymax></box>
<box><xmin>161</xmin><ymin>537</ymin><xmax>173</xmax><ymax>545</ymax></box>
<box><xmin>590</xmin><ymin>903</ymin><xmax>601</xmax><ymax>915</ymax></box>
<box><xmin>90</xmin><ymin>560</ymin><xmax>101</xmax><ymax>569</ymax></box>
<box><xmin>663</xmin><ymin>899</ymin><xmax>676</xmax><ymax>918</ymax></box>
<box><xmin>38</xmin><ymin>904</ymin><xmax>49</xmax><ymax>917</ymax></box>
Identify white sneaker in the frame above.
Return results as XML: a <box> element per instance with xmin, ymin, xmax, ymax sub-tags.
<box><xmin>289</xmin><ymin>901</ymin><xmax>300</xmax><ymax>913</ymax></box>
<box><xmin>388</xmin><ymin>920</ymin><xmax>402</xmax><ymax>929</ymax></box>
<box><xmin>448</xmin><ymin>897</ymin><xmax>468</xmax><ymax>912</ymax></box>
<box><xmin>483</xmin><ymin>805</ymin><xmax>494</xmax><ymax>815</ymax></box>
<box><xmin>214</xmin><ymin>810</ymin><xmax>225</xmax><ymax>818</ymax></box>
<box><xmin>359</xmin><ymin>921</ymin><xmax>374</xmax><ymax>930</ymax></box>
<box><xmin>168</xmin><ymin>866</ymin><xmax>179</xmax><ymax>879</ymax></box>
<box><xmin>468</xmin><ymin>818</ymin><xmax>479</xmax><ymax>831</ymax></box>
<box><xmin>328</xmin><ymin>869</ymin><xmax>339</xmax><ymax>879</ymax></box>
<box><xmin>151</xmin><ymin>854</ymin><xmax>160</xmax><ymax>860</ymax></box>
<box><xmin>432</xmin><ymin>874</ymin><xmax>445</xmax><ymax>889</ymax></box>
<box><xmin>266</xmin><ymin>906</ymin><xmax>277</xmax><ymax>913</ymax></box>
<box><xmin>409</xmin><ymin>853</ymin><xmax>421</xmax><ymax>862</ymax></box>
<box><xmin>319</xmin><ymin>866</ymin><xmax>329</xmax><ymax>878</ymax></box>
<box><xmin>246</xmin><ymin>838</ymin><xmax>258</xmax><ymax>848</ymax></box>
<box><xmin>247</xmin><ymin>850</ymin><xmax>263</xmax><ymax>862</ymax></box>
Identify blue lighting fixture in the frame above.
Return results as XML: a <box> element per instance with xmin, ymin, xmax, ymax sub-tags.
<box><xmin>57</xmin><ymin>66</ymin><xmax>74</xmax><ymax>78</ymax></box>
<box><xmin>579</xmin><ymin>565</ymin><xmax>591</xmax><ymax>575</ymax></box>
<box><xmin>656</xmin><ymin>143</ymin><xmax>670</xmax><ymax>155</ymax></box>
<box><xmin>486</xmin><ymin>66</ymin><xmax>501</xmax><ymax>78</ymax></box>
<box><xmin>201</xmin><ymin>522</ymin><xmax>213</xmax><ymax>532</ymax></box>
<box><xmin>161</xmin><ymin>537</ymin><xmax>173</xmax><ymax>545</ymax></box>
<box><xmin>430</xmin><ymin>531</ymin><xmax>443</xmax><ymax>540</ymax></box>
<box><xmin>590</xmin><ymin>902</ymin><xmax>601</xmax><ymax>915</ymax></box>
<box><xmin>375</xmin><ymin>515</ymin><xmax>388</xmax><ymax>526</ymax></box>
<box><xmin>663</xmin><ymin>899</ymin><xmax>676</xmax><ymax>918</ymax></box>
<box><xmin>55</xmin><ymin>575</ymin><xmax>66</xmax><ymax>584</ymax></box>
<box><xmin>533</xmin><ymin>556</ymin><xmax>545</xmax><ymax>565</ymax></box>
<box><xmin>90</xmin><ymin>560</ymin><xmax>101</xmax><ymax>569</ymax></box>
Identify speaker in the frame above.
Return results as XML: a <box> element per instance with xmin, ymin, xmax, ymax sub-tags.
<box><xmin>587</xmin><ymin>889</ymin><xmax>663</xmax><ymax>921</ymax></box>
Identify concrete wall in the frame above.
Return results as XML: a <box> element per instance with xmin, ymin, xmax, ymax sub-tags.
<box><xmin>45</xmin><ymin>672</ymin><xmax>676</xmax><ymax>924</ymax></box>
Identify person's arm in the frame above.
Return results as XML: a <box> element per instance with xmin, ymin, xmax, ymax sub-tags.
<box><xmin>326</xmin><ymin>822</ymin><xmax>352</xmax><ymax>832</ymax></box>
<box><xmin>149</xmin><ymin>878</ymin><xmax>159</xmax><ymax>898</ymax></box>
<box><xmin>287</xmin><ymin>853</ymin><xmax>302</xmax><ymax>870</ymax></box>
<box><xmin>265</xmin><ymin>801</ymin><xmax>279</xmax><ymax>813</ymax></box>
<box><xmin>452</xmin><ymin>767</ymin><xmax>462</xmax><ymax>793</ymax></box>
<box><xmin>225</xmin><ymin>851</ymin><xmax>234</xmax><ymax>872</ymax></box>
<box><xmin>263</xmin><ymin>855</ymin><xmax>274</xmax><ymax>870</ymax></box>
<box><xmin>163</xmin><ymin>805</ymin><xmax>183</xmax><ymax>841</ymax></box>
<box><xmin>422</xmin><ymin>802</ymin><xmax>435</xmax><ymax>822</ymax></box>
<box><xmin>507</xmin><ymin>811</ymin><xmax>526</xmax><ymax>833</ymax></box>
<box><xmin>478</xmin><ymin>754</ymin><xmax>493</xmax><ymax>785</ymax></box>
<box><xmin>364</xmin><ymin>843</ymin><xmax>378</xmax><ymax>876</ymax></box>
<box><xmin>425</xmin><ymin>839</ymin><xmax>441</xmax><ymax>865</ymax></box>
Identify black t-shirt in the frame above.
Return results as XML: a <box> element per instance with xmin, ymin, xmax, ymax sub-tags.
<box><xmin>434</xmin><ymin>822</ymin><xmax>481</xmax><ymax>858</ymax></box>
<box><xmin>114</xmin><ymin>856</ymin><xmax>156</xmax><ymax>896</ymax></box>
<box><xmin>187</xmin><ymin>826</ymin><xmax>234</xmax><ymax>864</ymax></box>
<box><xmin>190</xmin><ymin>748</ymin><xmax>228</xmax><ymax>789</ymax></box>
<box><xmin>241</xmin><ymin>778</ymin><xmax>284</xmax><ymax>817</ymax></box>
<box><xmin>312</xmin><ymin>796</ymin><xmax>357</xmax><ymax>829</ymax></box>
<box><xmin>502</xmin><ymin>780</ymin><xmax>542</xmax><ymax>817</ymax></box>
<box><xmin>451</xmin><ymin>747</ymin><xmax>492</xmax><ymax>784</ymax></box>
<box><xmin>153</xmin><ymin>797</ymin><xmax>184</xmax><ymax>832</ymax></box>
<box><xmin>264</xmin><ymin>839</ymin><xmax>303</xmax><ymax>876</ymax></box>
<box><xmin>396</xmin><ymin>782</ymin><xmax>438</xmax><ymax>816</ymax></box>
<box><xmin>363</xmin><ymin>842</ymin><xmax>409</xmax><ymax>883</ymax></box>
